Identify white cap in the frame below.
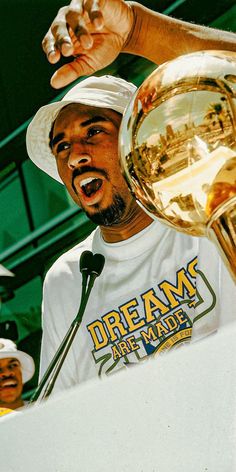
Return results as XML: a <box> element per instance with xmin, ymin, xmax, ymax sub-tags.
<box><xmin>0</xmin><ymin>338</ymin><xmax>35</xmax><ymax>383</ymax></box>
<box><xmin>26</xmin><ymin>75</ymin><xmax>136</xmax><ymax>183</ymax></box>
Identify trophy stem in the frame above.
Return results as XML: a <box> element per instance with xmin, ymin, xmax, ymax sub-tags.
<box><xmin>206</xmin><ymin>197</ymin><xmax>236</xmax><ymax>283</ymax></box>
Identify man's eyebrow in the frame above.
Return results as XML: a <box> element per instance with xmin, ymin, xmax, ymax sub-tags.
<box><xmin>51</xmin><ymin>132</ymin><xmax>65</xmax><ymax>149</ymax></box>
<box><xmin>80</xmin><ymin>116</ymin><xmax>108</xmax><ymax>127</ymax></box>
<box><xmin>9</xmin><ymin>359</ymin><xmax>20</xmax><ymax>365</ymax></box>
<box><xmin>51</xmin><ymin>116</ymin><xmax>107</xmax><ymax>149</ymax></box>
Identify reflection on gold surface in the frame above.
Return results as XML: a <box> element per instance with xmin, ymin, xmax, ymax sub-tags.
<box><xmin>119</xmin><ymin>50</ymin><xmax>236</xmax><ymax>281</ymax></box>
<box><xmin>206</xmin><ymin>181</ymin><xmax>236</xmax><ymax>216</ymax></box>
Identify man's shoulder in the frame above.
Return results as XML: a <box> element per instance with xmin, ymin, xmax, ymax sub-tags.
<box><xmin>44</xmin><ymin>229</ymin><xmax>97</xmax><ymax>283</ymax></box>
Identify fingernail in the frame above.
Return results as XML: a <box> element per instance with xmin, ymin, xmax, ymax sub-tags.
<box><xmin>61</xmin><ymin>42</ymin><xmax>73</xmax><ymax>56</ymax></box>
<box><xmin>47</xmin><ymin>50</ymin><xmax>58</xmax><ymax>63</ymax></box>
<box><xmin>93</xmin><ymin>17</ymin><xmax>103</xmax><ymax>30</ymax></box>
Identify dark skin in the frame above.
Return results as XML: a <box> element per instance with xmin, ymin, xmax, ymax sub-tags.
<box><xmin>51</xmin><ymin>103</ymin><xmax>153</xmax><ymax>242</ymax></box>
<box><xmin>0</xmin><ymin>358</ymin><xmax>24</xmax><ymax>410</ymax></box>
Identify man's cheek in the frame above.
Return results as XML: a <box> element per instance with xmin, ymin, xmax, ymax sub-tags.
<box><xmin>57</xmin><ymin>162</ymin><xmax>70</xmax><ymax>184</ymax></box>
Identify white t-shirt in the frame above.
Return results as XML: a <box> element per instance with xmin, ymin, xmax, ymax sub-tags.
<box><xmin>40</xmin><ymin>220</ymin><xmax>235</xmax><ymax>392</ymax></box>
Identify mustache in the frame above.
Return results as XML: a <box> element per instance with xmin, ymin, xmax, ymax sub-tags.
<box><xmin>72</xmin><ymin>166</ymin><xmax>109</xmax><ymax>194</ymax></box>
<box><xmin>0</xmin><ymin>375</ymin><xmax>17</xmax><ymax>385</ymax></box>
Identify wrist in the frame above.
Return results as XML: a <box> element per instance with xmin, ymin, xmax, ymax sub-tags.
<box><xmin>122</xmin><ymin>2</ymin><xmax>149</xmax><ymax>56</ymax></box>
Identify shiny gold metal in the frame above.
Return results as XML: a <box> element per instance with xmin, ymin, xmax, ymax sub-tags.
<box><xmin>119</xmin><ymin>50</ymin><xmax>236</xmax><ymax>281</ymax></box>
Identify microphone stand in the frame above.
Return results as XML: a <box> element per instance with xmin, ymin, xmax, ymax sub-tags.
<box><xmin>30</xmin><ymin>252</ymin><xmax>105</xmax><ymax>403</ymax></box>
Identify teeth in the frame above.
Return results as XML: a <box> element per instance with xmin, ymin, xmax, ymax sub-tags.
<box><xmin>1</xmin><ymin>380</ymin><xmax>16</xmax><ymax>387</ymax></box>
<box><xmin>80</xmin><ymin>177</ymin><xmax>97</xmax><ymax>187</ymax></box>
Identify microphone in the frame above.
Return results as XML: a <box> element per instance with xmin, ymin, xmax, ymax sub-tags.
<box><xmin>74</xmin><ymin>253</ymin><xmax>105</xmax><ymax>323</ymax></box>
<box><xmin>90</xmin><ymin>253</ymin><xmax>105</xmax><ymax>277</ymax></box>
<box><xmin>30</xmin><ymin>251</ymin><xmax>105</xmax><ymax>403</ymax></box>
<box><xmin>80</xmin><ymin>250</ymin><xmax>94</xmax><ymax>274</ymax></box>
<box><xmin>80</xmin><ymin>250</ymin><xmax>94</xmax><ymax>296</ymax></box>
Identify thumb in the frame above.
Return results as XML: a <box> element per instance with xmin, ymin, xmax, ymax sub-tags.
<box><xmin>50</xmin><ymin>58</ymin><xmax>95</xmax><ymax>89</ymax></box>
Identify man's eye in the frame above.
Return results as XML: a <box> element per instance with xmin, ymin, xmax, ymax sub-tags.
<box><xmin>56</xmin><ymin>142</ymin><xmax>70</xmax><ymax>153</ymax></box>
<box><xmin>87</xmin><ymin>128</ymin><xmax>102</xmax><ymax>138</ymax></box>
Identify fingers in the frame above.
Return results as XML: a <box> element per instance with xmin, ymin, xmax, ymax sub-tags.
<box><xmin>42</xmin><ymin>7</ymin><xmax>73</xmax><ymax>62</ymax></box>
<box><xmin>66</xmin><ymin>0</ymin><xmax>105</xmax><ymax>48</ymax></box>
<box><xmin>66</xmin><ymin>9</ymin><xmax>93</xmax><ymax>50</ymax></box>
<box><xmin>85</xmin><ymin>0</ymin><xmax>104</xmax><ymax>30</ymax></box>
<box><xmin>50</xmin><ymin>64</ymin><xmax>79</xmax><ymax>89</ymax></box>
<box><xmin>42</xmin><ymin>30</ymin><xmax>62</xmax><ymax>64</ymax></box>
<box><xmin>69</xmin><ymin>0</ymin><xmax>104</xmax><ymax>30</ymax></box>
<box><xmin>42</xmin><ymin>1</ymin><xmax>105</xmax><ymax>63</ymax></box>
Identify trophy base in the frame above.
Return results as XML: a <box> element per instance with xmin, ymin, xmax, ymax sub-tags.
<box><xmin>207</xmin><ymin>197</ymin><xmax>236</xmax><ymax>283</ymax></box>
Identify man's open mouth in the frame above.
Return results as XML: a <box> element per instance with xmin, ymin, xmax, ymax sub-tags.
<box><xmin>80</xmin><ymin>177</ymin><xmax>103</xmax><ymax>197</ymax></box>
<box><xmin>0</xmin><ymin>379</ymin><xmax>17</xmax><ymax>389</ymax></box>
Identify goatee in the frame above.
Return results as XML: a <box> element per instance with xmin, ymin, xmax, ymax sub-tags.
<box><xmin>85</xmin><ymin>194</ymin><xmax>126</xmax><ymax>226</ymax></box>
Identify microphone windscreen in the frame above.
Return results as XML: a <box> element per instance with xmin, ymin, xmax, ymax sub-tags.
<box><xmin>80</xmin><ymin>251</ymin><xmax>94</xmax><ymax>273</ymax></box>
<box><xmin>91</xmin><ymin>253</ymin><xmax>105</xmax><ymax>276</ymax></box>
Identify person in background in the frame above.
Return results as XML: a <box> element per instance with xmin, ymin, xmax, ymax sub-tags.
<box><xmin>0</xmin><ymin>338</ymin><xmax>35</xmax><ymax>411</ymax></box>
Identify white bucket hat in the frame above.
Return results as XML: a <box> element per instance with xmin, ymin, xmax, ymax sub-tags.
<box><xmin>26</xmin><ymin>75</ymin><xmax>136</xmax><ymax>184</ymax></box>
<box><xmin>0</xmin><ymin>338</ymin><xmax>35</xmax><ymax>383</ymax></box>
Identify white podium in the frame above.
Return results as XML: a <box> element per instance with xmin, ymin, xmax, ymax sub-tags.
<box><xmin>2</xmin><ymin>322</ymin><xmax>236</xmax><ymax>472</ymax></box>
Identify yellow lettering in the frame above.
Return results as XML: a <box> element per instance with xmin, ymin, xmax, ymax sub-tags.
<box><xmin>155</xmin><ymin>321</ymin><xmax>169</xmax><ymax>337</ymax></box>
<box><xmin>174</xmin><ymin>309</ymin><xmax>188</xmax><ymax>325</ymax></box>
<box><xmin>117</xmin><ymin>341</ymin><xmax>131</xmax><ymax>356</ymax></box>
<box><xmin>126</xmin><ymin>336</ymin><xmax>140</xmax><ymax>352</ymax></box>
<box><xmin>164</xmin><ymin>315</ymin><xmax>178</xmax><ymax>330</ymax></box>
<box><xmin>159</xmin><ymin>269</ymin><xmax>196</xmax><ymax>308</ymax></box>
<box><xmin>188</xmin><ymin>257</ymin><xmax>198</xmax><ymax>278</ymax></box>
<box><xmin>120</xmin><ymin>299</ymin><xmax>145</xmax><ymax>332</ymax></box>
<box><xmin>140</xmin><ymin>326</ymin><xmax>157</xmax><ymax>344</ymax></box>
<box><xmin>142</xmin><ymin>289</ymin><xmax>169</xmax><ymax>322</ymax></box>
<box><xmin>102</xmin><ymin>310</ymin><xmax>127</xmax><ymax>342</ymax></box>
<box><xmin>87</xmin><ymin>321</ymin><xmax>108</xmax><ymax>350</ymax></box>
<box><xmin>111</xmin><ymin>345</ymin><xmax>122</xmax><ymax>360</ymax></box>
<box><xmin>172</xmin><ymin>334</ymin><xmax>180</xmax><ymax>343</ymax></box>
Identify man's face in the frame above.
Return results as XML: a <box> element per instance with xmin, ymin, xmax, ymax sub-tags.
<box><xmin>51</xmin><ymin>103</ymin><xmax>134</xmax><ymax>226</ymax></box>
<box><xmin>0</xmin><ymin>358</ymin><xmax>23</xmax><ymax>407</ymax></box>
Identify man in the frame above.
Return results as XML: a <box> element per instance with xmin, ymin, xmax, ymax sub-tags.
<box><xmin>0</xmin><ymin>338</ymin><xmax>35</xmax><ymax>411</ymax></box>
<box><xmin>26</xmin><ymin>73</ymin><xmax>235</xmax><ymax>394</ymax></box>
<box><xmin>27</xmin><ymin>0</ymin><xmax>236</xmax><ymax>393</ymax></box>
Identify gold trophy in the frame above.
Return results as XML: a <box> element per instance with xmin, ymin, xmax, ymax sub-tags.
<box><xmin>119</xmin><ymin>50</ymin><xmax>236</xmax><ymax>281</ymax></box>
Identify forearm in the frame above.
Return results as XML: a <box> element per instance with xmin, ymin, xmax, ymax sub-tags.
<box><xmin>123</xmin><ymin>2</ymin><xmax>236</xmax><ymax>64</ymax></box>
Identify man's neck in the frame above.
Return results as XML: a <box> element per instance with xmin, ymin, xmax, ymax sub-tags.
<box><xmin>100</xmin><ymin>203</ymin><xmax>154</xmax><ymax>243</ymax></box>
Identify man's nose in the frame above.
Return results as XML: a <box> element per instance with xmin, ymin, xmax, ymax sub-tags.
<box><xmin>0</xmin><ymin>368</ymin><xmax>12</xmax><ymax>378</ymax></box>
<box><xmin>67</xmin><ymin>143</ymin><xmax>92</xmax><ymax>170</ymax></box>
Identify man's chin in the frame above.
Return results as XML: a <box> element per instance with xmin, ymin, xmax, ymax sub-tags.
<box><xmin>84</xmin><ymin>195</ymin><xmax>126</xmax><ymax>226</ymax></box>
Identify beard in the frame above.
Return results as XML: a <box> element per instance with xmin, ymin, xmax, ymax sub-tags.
<box><xmin>84</xmin><ymin>194</ymin><xmax>126</xmax><ymax>226</ymax></box>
